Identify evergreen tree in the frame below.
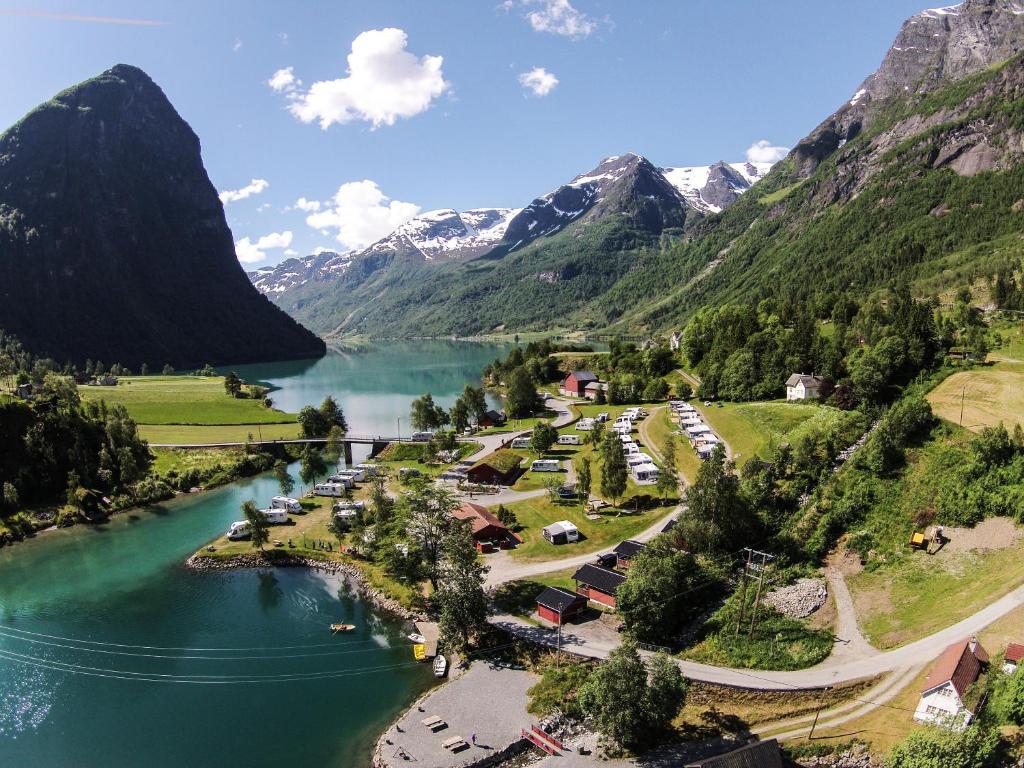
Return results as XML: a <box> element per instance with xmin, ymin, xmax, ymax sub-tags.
<box><xmin>530</xmin><ymin>421</ymin><xmax>558</xmax><ymax>455</ymax></box>
<box><xmin>318</xmin><ymin>395</ymin><xmax>348</xmax><ymax>432</ymax></box>
<box><xmin>577</xmin><ymin>458</ymin><xmax>592</xmax><ymax>503</ymax></box>
<box><xmin>505</xmin><ymin>367</ymin><xmax>539</xmax><ymax>418</ymax></box>
<box><xmin>600</xmin><ymin>434</ymin><xmax>628</xmax><ymax>507</ymax></box>
<box><xmin>274</xmin><ymin>461</ymin><xmax>295</xmax><ymax>497</ymax></box>
<box><xmin>436</xmin><ymin>521</ymin><xmax>490</xmax><ymax>653</ymax></box>
<box><xmin>223</xmin><ymin>371</ymin><xmax>243</xmax><ymax>398</ymax></box>
<box><xmin>242</xmin><ymin>500</ymin><xmax>269</xmax><ymax>551</ymax></box>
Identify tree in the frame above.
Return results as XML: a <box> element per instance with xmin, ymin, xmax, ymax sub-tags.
<box><xmin>242</xmin><ymin>500</ymin><xmax>270</xmax><ymax>551</ymax></box>
<box><xmin>586</xmin><ymin>422</ymin><xmax>605</xmax><ymax>449</ymax></box>
<box><xmin>544</xmin><ymin>476</ymin><xmax>565</xmax><ymax>502</ymax></box>
<box><xmin>655</xmin><ymin>434</ymin><xmax>678</xmax><ymax>500</ymax></box>
<box><xmin>674</xmin><ymin>444</ymin><xmax>756</xmax><ymax>555</ymax></box>
<box><xmin>579</xmin><ymin>643</ymin><xmax>685</xmax><ymax>751</ymax></box>
<box><xmin>326</xmin><ymin>425</ymin><xmax>346</xmax><ymax>457</ymax></box>
<box><xmin>449</xmin><ymin>397</ymin><xmax>470</xmax><ymax>433</ymax></box>
<box><xmin>223</xmin><ymin>371</ymin><xmax>243</xmax><ymax>398</ymax></box>
<box><xmin>886</xmin><ymin>726</ymin><xmax>998</xmax><ymax>768</ymax></box>
<box><xmin>274</xmin><ymin>461</ymin><xmax>295</xmax><ymax>497</ymax></box>
<box><xmin>410</xmin><ymin>392</ymin><xmax>447</xmax><ymax>432</ymax></box>
<box><xmin>495</xmin><ymin>504</ymin><xmax>517</xmax><ymax>529</ymax></box>
<box><xmin>577</xmin><ymin>458</ymin><xmax>592</xmax><ymax>503</ymax></box>
<box><xmin>436</xmin><ymin>521</ymin><xmax>490</xmax><ymax>653</ymax></box>
<box><xmin>675</xmin><ymin>380</ymin><xmax>693</xmax><ymax>400</ymax></box>
<box><xmin>299</xmin><ymin>446</ymin><xmax>326</xmax><ymax>490</ymax></box>
<box><xmin>1</xmin><ymin>482</ymin><xmax>18</xmax><ymax>512</ymax></box>
<box><xmin>530</xmin><ymin>421</ymin><xmax>559</xmax><ymax>455</ymax></box>
<box><xmin>140</xmin><ymin>363</ymin><xmax>149</xmax><ymax>377</ymax></box>
<box><xmin>162</xmin><ymin>363</ymin><xmax>174</xmax><ymax>375</ymax></box>
<box><xmin>617</xmin><ymin>546</ymin><xmax>703</xmax><ymax>645</ymax></box>
<box><xmin>405</xmin><ymin>483</ymin><xmax>459</xmax><ymax>589</ymax></box>
<box><xmin>297</xmin><ymin>406</ymin><xmax>328</xmax><ymax>438</ymax></box>
<box><xmin>505</xmin><ymin>366</ymin><xmax>539</xmax><ymax>418</ymax></box>
<box><xmin>319</xmin><ymin>395</ymin><xmax>348</xmax><ymax>433</ymax></box>
<box><xmin>462</xmin><ymin>384</ymin><xmax>488</xmax><ymax>425</ymax></box>
<box><xmin>600</xmin><ymin>434</ymin><xmax>628</xmax><ymax>507</ymax></box>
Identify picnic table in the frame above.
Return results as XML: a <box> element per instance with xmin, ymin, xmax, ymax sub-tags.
<box><xmin>442</xmin><ymin>736</ymin><xmax>468</xmax><ymax>751</ymax></box>
<box><xmin>421</xmin><ymin>716</ymin><xmax>446</xmax><ymax>731</ymax></box>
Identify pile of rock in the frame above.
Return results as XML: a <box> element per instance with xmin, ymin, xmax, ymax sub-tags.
<box><xmin>764</xmin><ymin>578</ymin><xmax>827</xmax><ymax>619</ymax></box>
<box><xmin>796</xmin><ymin>744</ymin><xmax>880</xmax><ymax>767</ymax></box>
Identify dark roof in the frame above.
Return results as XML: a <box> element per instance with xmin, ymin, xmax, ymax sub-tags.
<box><xmin>1006</xmin><ymin>643</ymin><xmax>1024</xmax><ymax>664</ymax></box>
<box><xmin>923</xmin><ymin>638</ymin><xmax>988</xmax><ymax>698</ymax></box>
<box><xmin>567</xmin><ymin>370</ymin><xmax>598</xmax><ymax>383</ymax></box>
<box><xmin>685</xmin><ymin>739</ymin><xmax>782</xmax><ymax>768</ymax></box>
<box><xmin>661</xmin><ymin>518</ymin><xmax>677</xmax><ymax>533</ymax></box>
<box><xmin>785</xmin><ymin>373</ymin><xmax>825</xmax><ymax>388</ymax></box>
<box><xmin>613</xmin><ymin>540</ymin><xmax>646</xmax><ymax>559</ymax></box>
<box><xmin>573</xmin><ymin>563</ymin><xmax>626</xmax><ymax>594</ymax></box>
<box><xmin>469</xmin><ymin>449</ymin><xmax>522</xmax><ymax>474</ymax></box>
<box><xmin>536</xmin><ymin>587</ymin><xmax>586</xmax><ymax>613</ymax></box>
<box><xmin>483</xmin><ymin>409</ymin><xmax>505</xmax><ymax>422</ymax></box>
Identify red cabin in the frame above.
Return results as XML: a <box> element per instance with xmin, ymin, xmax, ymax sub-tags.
<box><xmin>451</xmin><ymin>502</ymin><xmax>521</xmax><ymax>551</ymax></box>
<box><xmin>572</xmin><ymin>563</ymin><xmax>626</xmax><ymax>609</ymax></box>
<box><xmin>535</xmin><ymin>587</ymin><xmax>587</xmax><ymax>626</ymax></box>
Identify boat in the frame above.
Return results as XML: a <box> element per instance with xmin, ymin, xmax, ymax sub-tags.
<box><xmin>407</xmin><ymin>632</ymin><xmax>427</xmax><ymax>644</ymax></box>
<box><xmin>413</xmin><ymin>643</ymin><xmax>427</xmax><ymax>661</ymax></box>
<box><xmin>330</xmin><ymin>623</ymin><xmax>356</xmax><ymax>633</ymax></box>
<box><xmin>433</xmin><ymin>654</ymin><xmax>448</xmax><ymax>678</ymax></box>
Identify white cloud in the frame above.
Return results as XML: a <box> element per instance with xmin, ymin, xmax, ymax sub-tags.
<box><xmin>295</xmin><ymin>196</ymin><xmax>321</xmax><ymax>212</ymax></box>
<box><xmin>234</xmin><ymin>231</ymin><xmax>293</xmax><ymax>264</ymax></box>
<box><xmin>305</xmin><ymin>180</ymin><xmax>420</xmax><ymax>251</ymax></box>
<box><xmin>232</xmin><ymin>38</ymin><xmax>243</xmax><ymax>52</ymax></box>
<box><xmin>284</xmin><ymin>248</ymin><xmax>299</xmax><ymax>257</ymax></box>
<box><xmin>256</xmin><ymin>203</ymin><xmax>272</xmax><ymax>212</ymax></box>
<box><xmin>523</xmin><ymin>0</ymin><xmax>596</xmax><ymax>39</ymax></box>
<box><xmin>218</xmin><ymin>178</ymin><xmax>269</xmax><ymax>205</ymax></box>
<box><xmin>746</xmin><ymin>139</ymin><xmax>790</xmax><ymax>164</ymax></box>
<box><xmin>519</xmin><ymin>67</ymin><xmax>559</xmax><ymax>96</ymax></box>
<box><xmin>277</xmin><ymin>28</ymin><xmax>448</xmax><ymax>129</ymax></box>
<box><xmin>268</xmin><ymin>67</ymin><xmax>299</xmax><ymax>93</ymax></box>
<box><xmin>312</xmin><ymin>246</ymin><xmax>334</xmax><ymax>255</ymax></box>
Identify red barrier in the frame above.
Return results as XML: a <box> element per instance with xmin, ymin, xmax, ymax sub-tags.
<box><xmin>531</xmin><ymin>724</ymin><xmax>565</xmax><ymax>751</ymax></box>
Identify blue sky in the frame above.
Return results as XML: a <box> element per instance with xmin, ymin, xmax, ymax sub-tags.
<box><xmin>1</xmin><ymin>0</ymin><xmax>938</xmax><ymax>267</ymax></box>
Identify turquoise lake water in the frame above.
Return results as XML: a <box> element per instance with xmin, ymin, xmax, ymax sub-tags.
<box><xmin>0</xmin><ymin>341</ymin><xmax>510</xmax><ymax>768</ymax></box>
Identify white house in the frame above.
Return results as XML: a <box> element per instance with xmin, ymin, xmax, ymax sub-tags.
<box><xmin>786</xmin><ymin>373</ymin><xmax>826</xmax><ymax>401</ymax></box>
<box><xmin>914</xmin><ymin>638</ymin><xmax>989</xmax><ymax>730</ymax></box>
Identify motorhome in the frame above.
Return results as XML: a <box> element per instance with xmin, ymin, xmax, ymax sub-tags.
<box><xmin>575</xmin><ymin>418</ymin><xmax>595</xmax><ymax>431</ymax></box>
<box><xmin>530</xmin><ymin>459</ymin><xmax>562</xmax><ymax>472</ymax></box>
<box><xmin>542</xmin><ymin>520</ymin><xmax>580</xmax><ymax>545</ymax></box>
<box><xmin>627</xmin><ymin>453</ymin><xmax>654</xmax><ymax>468</ymax></box>
<box><xmin>314</xmin><ymin>482</ymin><xmax>347</xmax><ymax>497</ymax></box>
<box><xmin>270</xmin><ymin>496</ymin><xmax>302</xmax><ymax>513</ymax></box>
<box><xmin>511</xmin><ymin>436</ymin><xmax>532</xmax><ymax>449</ymax></box>
<box><xmin>557</xmin><ymin>434</ymin><xmax>581</xmax><ymax>446</ymax></box>
<box><xmin>227</xmin><ymin>521</ymin><xmax>251</xmax><ymax>540</ymax></box>
<box><xmin>354</xmin><ymin>463</ymin><xmax>381</xmax><ymax>477</ymax></box>
<box><xmin>624</xmin><ymin>443</ymin><xmax>641</xmax><ymax>456</ymax></box>
<box><xmin>336</xmin><ymin>468</ymin><xmax>366</xmax><ymax>483</ymax></box>
<box><xmin>411</xmin><ymin>431</ymin><xmax>435</xmax><ymax>442</ymax></box>
<box><xmin>259</xmin><ymin>509</ymin><xmax>288</xmax><ymax>524</ymax></box>
<box><xmin>326</xmin><ymin>474</ymin><xmax>356</xmax><ymax>489</ymax></box>
<box><xmin>333</xmin><ymin>500</ymin><xmax>365</xmax><ymax>512</ymax></box>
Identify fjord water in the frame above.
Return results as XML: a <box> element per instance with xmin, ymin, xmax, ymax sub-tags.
<box><xmin>0</xmin><ymin>341</ymin><xmax>509</xmax><ymax>768</ymax></box>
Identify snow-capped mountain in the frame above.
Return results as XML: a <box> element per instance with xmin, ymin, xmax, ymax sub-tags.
<box><xmin>362</xmin><ymin>207</ymin><xmax>520</xmax><ymax>261</ymax></box>
<box><xmin>660</xmin><ymin>161</ymin><xmax>773</xmax><ymax>213</ymax></box>
<box><xmin>248</xmin><ymin>250</ymin><xmax>351</xmax><ymax>295</ymax></box>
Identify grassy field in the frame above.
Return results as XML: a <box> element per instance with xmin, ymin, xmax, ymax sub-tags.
<box><xmin>696</xmin><ymin>401</ymin><xmax>821</xmax><ymax>467</ymax></box>
<box><xmin>643</xmin><ymin>406</ymin><xmax>701</xmax><ymax>485</ymax></box>
<box><xmin>849</xmin><ymin>538</ymin><xmax>1024</xmax><ymax>649</ymax></box>
<box><xmin>926</xmin><ymin>362</ymin><xmax>1024</xmax><ymax>431</ymax></box>
<box><xmin>138</xmin><ymin>423</ymin><xmax>303</xmax><ymax>444</ymax></box>
<box><xmin>491</xmin><ymin>568</ymin><xmax>578</xmax><ymax>617</ymax></box>
<box><xmin>502</xmin><ymin>495</ymin><xmax>666</xmax><ymax>563</ymax></box>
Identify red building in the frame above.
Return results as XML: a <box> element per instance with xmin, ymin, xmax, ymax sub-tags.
<box><xmin>465</xmin><ymin>450</ymin><xmax>523</xmax><ymax>486</ymax></box>
<box><xmin>535</xmin><ymin>587</ymin><xmax>587</xmax><ymax>626</ymax></box>
<box><xmin>612</xmin><ymin>539</ymin><xmax>646</xmax><ymax>569</ymax></box>
<box><xmin>451</xmin><ymin>502</ymin><xmax>521</xmax><ymax>552</ymax></box>
<box><xmin>572</xmin><ymin>563</ymin><xmax>626</xmax><ymax>609</ymax></box>
<box><xmin>559</xmin><ymin>370</ymin><xmax>598</xmax><ymax>398</ymax></box>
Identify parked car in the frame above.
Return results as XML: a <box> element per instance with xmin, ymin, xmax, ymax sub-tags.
<box><xmin>557</xmin><ymin>486</ymin><xmax>577</xmax><ymax>499</ymax></box>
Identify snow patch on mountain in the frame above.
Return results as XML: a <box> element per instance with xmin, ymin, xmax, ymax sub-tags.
<box><xmin>660</xmin><ymin>161</ymin><xmax>773</xmax><ymax>213</ymax></box>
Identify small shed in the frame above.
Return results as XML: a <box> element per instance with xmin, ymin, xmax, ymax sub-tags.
<box><xmin>535</xmin><ymin>587</ymin><xmax>587</xmax><ymax>626</ymax></box>
<box><xmin>612</xmin><ymin>540</ymin><xmax>646</xmax><ymax>569</ymax></box>
<box><xmin>1004</xmin><ymin>643</ymin><xmax>1024</xmax><ymax>674</ymax></box>
<box><xmin>465</xmin><ymin>450</ymin><xmax>523</xmax><ymax>486</ymax></box>
<box><xmin>542</xmin><ymin>520</ymin><xmax>579</xmax><ymax>545</ymax></box>
<box><xmin>479</xmin><ymin>409</ymin><xmax>506</xmax><ymax>428</ymax></box>
<box><xmin>573</xmin><ymin>563</ymin><xmax>626</xmax><ymax>609</ymax></box>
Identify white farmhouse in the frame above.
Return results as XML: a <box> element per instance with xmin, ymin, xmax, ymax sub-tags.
<box><xmin>785</xmin><ymin>373</ymin><xmax>826</xmax><ymax>401</ymax></box>
<box><xmin>914</xmin><ymin>638</ymin><xmax>989</xmax><ymax>730</ymax></box>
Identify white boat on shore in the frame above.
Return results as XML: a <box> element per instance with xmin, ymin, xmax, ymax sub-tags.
<box><xmin>433</xmin><ymin>654</ymin><xmax>448</xmax><ymax>678</ymax></box>
<box><xmin>407</xmin><ymin>632</ymin><xmax>427</xmax><ymax>644</ymax></box>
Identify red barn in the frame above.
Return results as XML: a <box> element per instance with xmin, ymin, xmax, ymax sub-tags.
<box><xmin>451</xmin><ymin>502</ymin><xmax>521</xmax><ymax>552</ymax></box>
<box><xmin>573</xmin><ymin>563</ymin><xmax>626</xmax><ymax>609</ymax></box>
<box><xmin>535</xmin><ymin>587</ymin><xmax>587</xmax><ymax>626</ymax></box>
<box><xmin>559</xmin><ymin>370</ymin><xmax>598</xmax><ymax>398</ymax></box>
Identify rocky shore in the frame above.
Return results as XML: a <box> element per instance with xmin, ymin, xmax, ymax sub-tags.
<box><xmin>185</xmin><ymin>552</ymin><xmax>422</xmax><ymax>621</ymax></box>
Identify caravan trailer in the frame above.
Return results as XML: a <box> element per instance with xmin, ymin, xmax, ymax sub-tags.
<box><xmin>354</xmin><ymin>463</ymin><xmax>381</xmax><ymax>477</ymax></box>
<box><xmin>557</xmin><ymin>434</ymin><xmax>581</xmax><ymax>446</ymax></box>
<box><xmin>314</xmin><ymin>482</ymin><xmax>347</xmax><ymax>497</ymax></box>
<box><xmin>326</xmin><ymin>474</ymin><xmax>355</xmax><ymax>489</ymax></box>
<box><xmin>270</xmin><ymin>496</ymin><xmax>302</xmax><ymax>513</ymax></box>
<box><xmin>631</xmin><ymin>463</ymin><xmax>660</xmax><ymax>484</ymax></box>
<box><xmin>336</xmin><ymin>468</ymin><xmax>366</xmax><ymax>483</ymax></box>
<box><xmin>542</xmin><ymin>520</ymin><xmax>580</xmax><ymax>545</ymax></box>
<box><xmin>530</xmin><ymin>459</ymin><xmax>562</xmax><ymax>472</ymax></box>
<box><xmin>260</xmin><ymin>509</ymin><xmax>289</xmax><ymax>524</ymax></box>
<box><xmin>510</xmin><ymin>437</ymin><xmax>532</xmax><ymax>449</ymax></box>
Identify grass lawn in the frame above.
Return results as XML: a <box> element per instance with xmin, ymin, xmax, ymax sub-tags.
<box><xmin>139</xmin><ymin>423</ymin><xmax>303</xmax><ymax>444</ymax></box>
<box><xmin>373</xmin><ymin>441</ymin><xmax>481</xmax><ymax>482</ymax></box>
<box><xmin>476</xmin><ymin>411</ymin><xmax>558</xmax><ymax>436</ymax></box>
<box><xmin>849</xmin><ymin>539</ymin><xmax>1024</xmax><ymax>649</ymax></box>
<box><xmin>503</xmin><ymin>495</ymin><xmax>667</xmax><ymax>563</ymax></box>
<box><xmin>80</xmin><ymin>375</ymin><xmax>296</xmax><ymax>425</ymax></box>
<box><xmin>643</xmin><ymin>407</ymin><xmax>700</xmax><ymax>485</ymax></box>
<box><xmin>491</xmin><ymin>568</ymin><xmax>578</xmax><ymax>617</ymax></box>
<box><xmin>696</xmin><ymin>401</ymin><xmax>818</xmax><ymax>467</ymax></box>
<box><xmin>925</xmin><ymin>361</ymin><xmax>1024</xmax><ymax>432</ymax></box>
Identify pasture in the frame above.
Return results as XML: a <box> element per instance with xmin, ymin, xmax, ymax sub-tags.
<box><xmin>926</xmin><ymin>362</ymin><xmax>1024</xmax><ymax>431</ymax></box>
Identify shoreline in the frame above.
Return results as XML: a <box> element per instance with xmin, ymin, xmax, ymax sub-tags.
<box><xmin>185</xmin><ymin>551</ymin><xmax>423</xmax><ymax>622</ymax></box>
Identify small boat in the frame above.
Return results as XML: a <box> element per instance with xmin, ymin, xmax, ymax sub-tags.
<box><xmin>330</xmin><ymin>623</ymin><xmax>356</xmax><ymax>633</ymax></box>
<box><xmin>413</xmin><ymin>643</ymin><xmax>427</xmax><ymax>661</ymax></box>
<box><xmin>407</xmin><ymin>632</ymin><xmax>427</xmax><ymax>644</ymax></box>
<box><xmin>433</xmin><ymin>654</ymin><xmax>448</xmax><ymax>678</ymax></box>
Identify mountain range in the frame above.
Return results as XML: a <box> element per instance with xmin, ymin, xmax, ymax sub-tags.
<box><xmin>0</xmin><ymin>64</ymin><xmax>325</xmax><ymax>369</ymax></box>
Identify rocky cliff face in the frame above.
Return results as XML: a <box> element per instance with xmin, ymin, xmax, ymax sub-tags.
<box><xmin>0</xmin><ymin>64</ymin><xmax>324</xmax><ymax>368</ymax></box>
<box><xmin>792</xmin><ymin>0</ymin><xmax>1024</xmax><ymax>176</ymax></box>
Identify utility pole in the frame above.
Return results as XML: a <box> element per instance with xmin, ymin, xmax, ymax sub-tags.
<box><xmin>808</xmin><ymin>686</ymin><xmax>831</xmax><ymax>739</ymax></box>
<box><xmin>746</xmin><ymin>549</ymin><xmax>775</xmax><ymax>642</ymax></box>
<box><xmin>735</xmin><ymin>548</ymin><xmax>754</xmax><ymax>636</ymax></box>
<box><xmin>960</xmin><ymin>386</ymin><xmax>966</xmax><ymax>426</ymax></box>
<box><xmin>556</xmin><ymin>621</ymin><xmax>562</xmax><ymax>669</ymax></box>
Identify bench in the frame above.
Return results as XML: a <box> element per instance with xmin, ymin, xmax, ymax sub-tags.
<box><xmin>442</xmin><ymin>736</ymin><xmax>468</xmax><ymax>751</ymax></box>
<box><xmin>421</xmin><ymin>716</ymin><xmax>446</xmax><ymax>731</ymax></box>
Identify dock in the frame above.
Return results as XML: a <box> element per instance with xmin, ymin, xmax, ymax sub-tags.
<box><xmin>415</xmin><ymin>621</ymin><xmax>440</xmax><ymax>658</ymax></box>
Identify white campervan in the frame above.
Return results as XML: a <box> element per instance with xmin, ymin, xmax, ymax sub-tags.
<box><xmin>227</xmin><ymin>521</ymin><xmax>250</xmax><ymax>540</ymax></box>
<box><xmin>326</xmin><ymin>474</ymin><xmax>355</xmax><ymax>489</ymax></box>
<box><xmin>557</xmin><ymin>434</ymin><xmax>581</xmax><ymax>446</ymax></box>
<box><xmin>260</xmin><ymin>509</ymin><xmax>289</xmax><ymax>524</ymax></box>
<box><xmin>354</xmin><ymin>463</ymin><xmax>381</xmax><ymax>477</ymax></box>
<box><xmin>336</xmin><ymin>468</ymin><xmax>366</xmax><ymax>483</ymax></box>
<box><xmin>511</xmin><ymin>436</ymin><xmax>532</xmax><ymax>449</ymax></box>
<box><xmin>270</xmin><ymin>496</ymin><xmax>302</xmax><ymax>513</ymax></box>
<box><xmin>314</xmin><ymin>482</ymin><xmax>346</xmax><ymax>497</ymax></box>
<box><xmin>530</xmin><ymin>459</ymin><xmax>562</xmax><ymax>472</ymax></box>
<box><xmin>575</xmin><ymin>418</ymin><xmax>595</xmax><ymax>431</ymax></box>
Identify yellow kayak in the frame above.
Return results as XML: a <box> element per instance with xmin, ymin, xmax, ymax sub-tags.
<box><xmin>413</xmin><ymin>643</ymin><xmax>427</xmax><ymax>661</ymax></box>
